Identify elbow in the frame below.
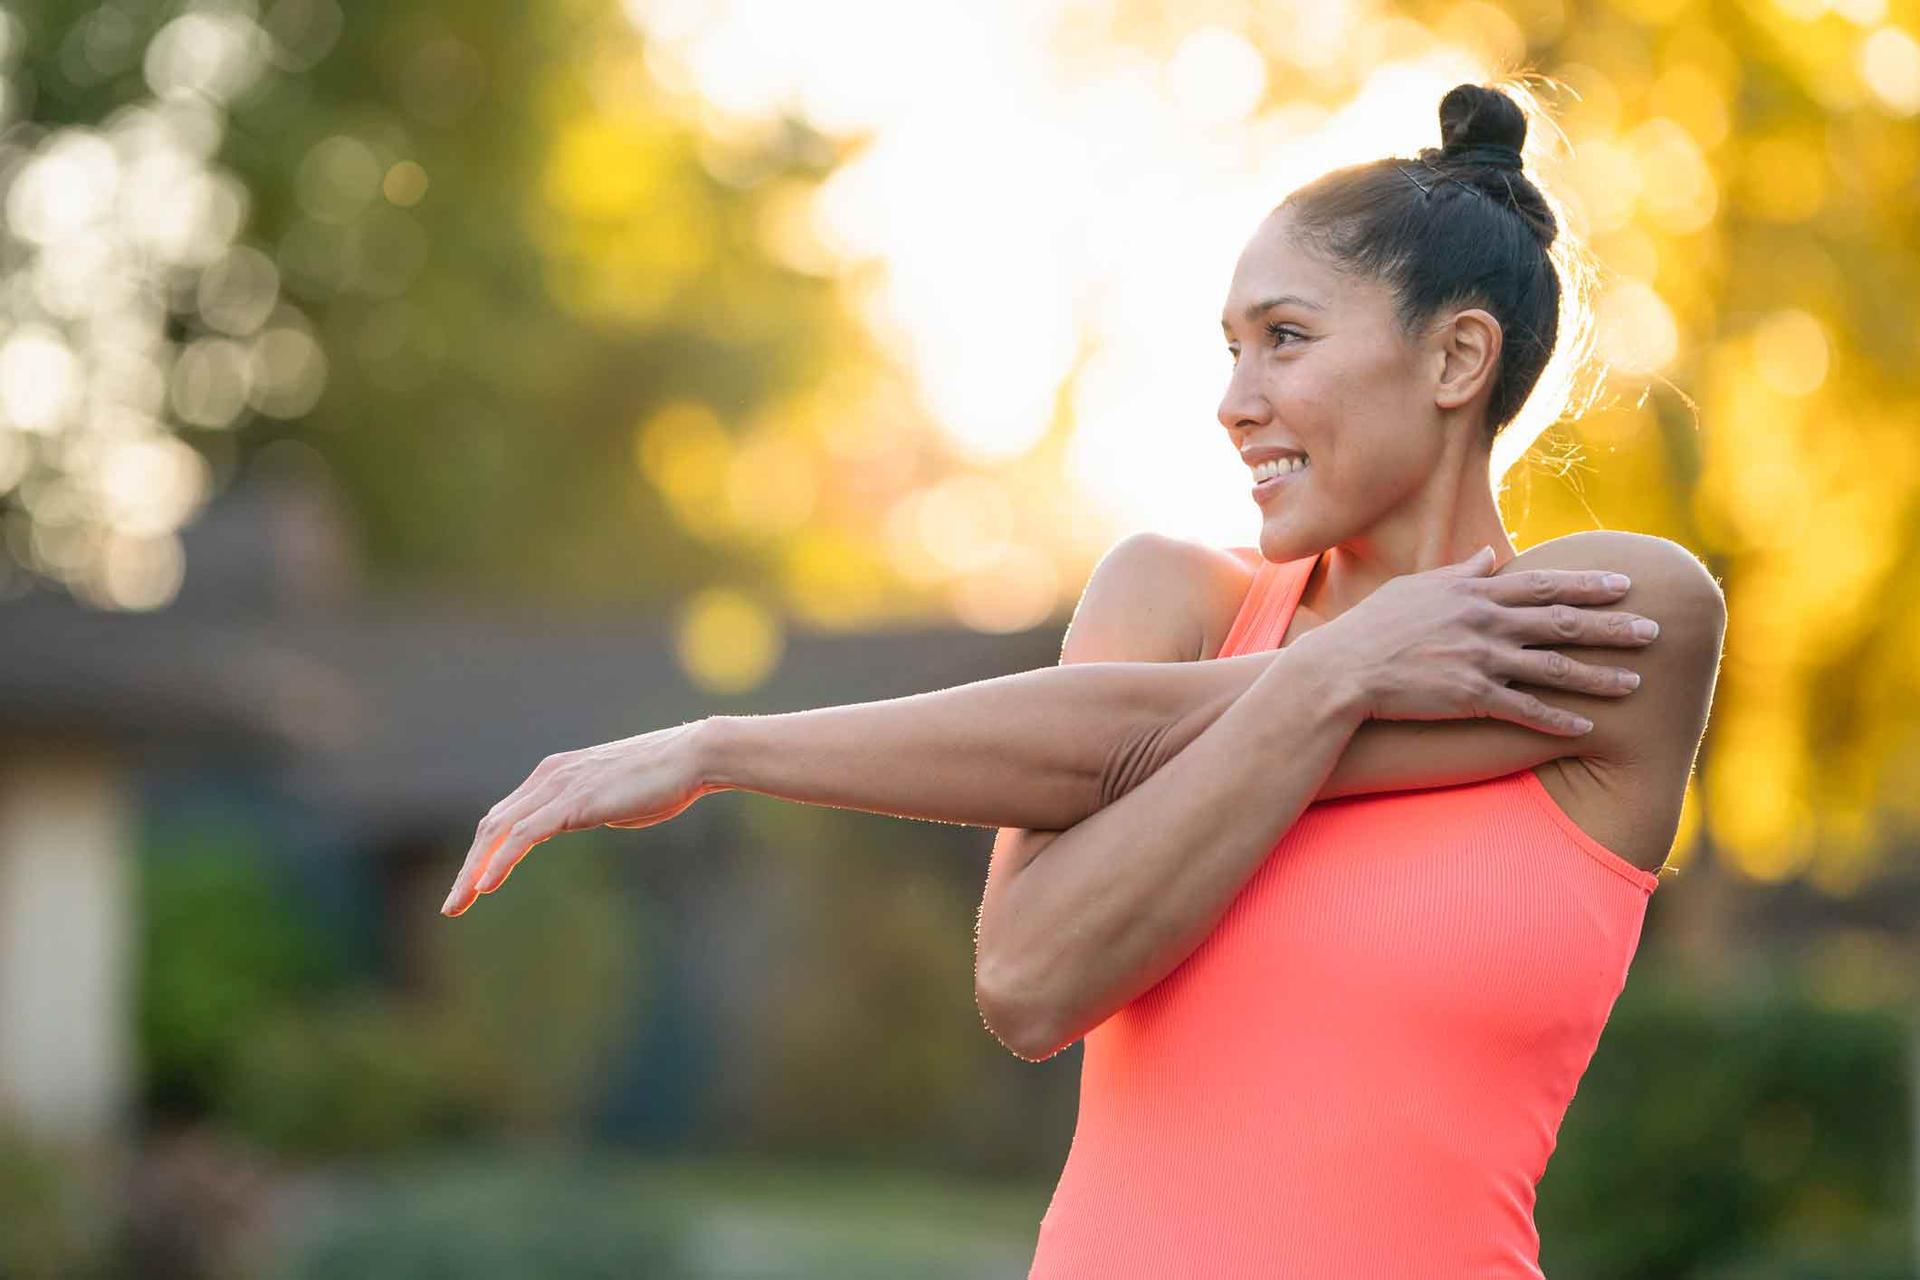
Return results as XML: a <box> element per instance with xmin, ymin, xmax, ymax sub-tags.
<box><xmin>975</xmin><ymin>956</ymin><xmax>1072</xmax><ymax>1063</ymax></box>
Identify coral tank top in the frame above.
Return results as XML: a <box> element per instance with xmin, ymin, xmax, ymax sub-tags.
<box><xmin>1025</xmin><ymin>550</ymin><xmax>1661</xmax><ymax>1279</ymax></box>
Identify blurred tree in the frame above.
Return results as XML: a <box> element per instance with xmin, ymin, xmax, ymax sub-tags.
<box><xmin>0</xmin><ymin>0</ymin><xmax>967</xmax><ymax>634</ymax></box>
<box><xmin>216</xmin><ymin>0</ymin><xmax>941</xmax><ymax>620</ymax></box>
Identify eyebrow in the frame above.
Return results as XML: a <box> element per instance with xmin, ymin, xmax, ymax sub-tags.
<box><xmin>1221</xmin><ymin>294</ymin><xmax>1325</xmax><ymax>331</ymax></box>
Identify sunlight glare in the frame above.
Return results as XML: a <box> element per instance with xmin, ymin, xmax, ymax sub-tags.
<box><xmin>628</xmin><ymin>3</ymin><xmax>1552</xmax><ymax>548</ymax></box>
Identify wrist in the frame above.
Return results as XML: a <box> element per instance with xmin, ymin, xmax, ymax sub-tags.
<box><xmin>1277</xmin><ymin>627</ymin><xmax>1373</xmax><ymax>728</ymax></box>
<box><xmin>690</xmin><ymin>714</ymin><xmax>746</xmax><ymax>794</ymax></box>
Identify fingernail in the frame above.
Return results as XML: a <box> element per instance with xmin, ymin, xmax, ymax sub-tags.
<box><xmin>441</xmin><ymin>886</ymin><xmax>459</xmax><ymax>914</ymax></box>
<box><xmin>1572</xmin><ymin>716</ymin><xmax>1595</xmax><ymax>733</ymax></box>
<box><xmin>1621</xmin><ymin>670</ymin><xmax>1641</xmax><ymax>689</ymax></box>
<box><xmin>1632</xmin><ymin>618</ymin><xmax>1660</xmax><ymax>639</ymax></box>
<box><xmin>1604</xmin><ymin>574</ymin><xmax>1631</xmax><ymax>592</ymax></box>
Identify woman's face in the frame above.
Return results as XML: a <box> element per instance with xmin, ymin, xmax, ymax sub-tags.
<box><xmin>1217</xmin><ymin>211</ymin><xmax>1451</xmax><ymax>563</ymax></box>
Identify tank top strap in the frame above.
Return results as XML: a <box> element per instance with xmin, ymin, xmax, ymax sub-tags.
<box><xmin>1217</xmin><ymin>550</ymin><xmax>1321</xmax><ymax>658</ymax></box>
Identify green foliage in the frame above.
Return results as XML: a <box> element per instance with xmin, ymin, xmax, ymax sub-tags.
<box><xmin>137</xmin><ymin>812</ymin><xmax>347</xmax><ymax>1119</ymax></box>
<box><xmin>0</xmin><ymin>1121</ymin><xmax>113</xmax><ymax>1280</ymax></box>
<box><xmin>731</xmin><ymin>799</ymin><xmax>1073</xmax><ymax>1173</ymax></box>
<box><xmin>278</xmin><ymin>1159</ymin><xmax>684</xmax><ymax>1279</ymax></box>
<box><xmin>217</xmin><ymin>0</ymin><xmax>864</xmax><ymax>608</ymax></box>
<box><xmin>222</xmin><ymin>993</ymin><xmax>472</xmax><ymax>1159</ymax></box>
<box><xmin>139</xmin><ymin>808</ymin><xmax>640</xmax><ymax>1158</ymax></box>
<box><xmin>1</xmin><ymin>0</ymin><xmax>875</xmax><ymax>613</ymax></box>
<box><xmin>414</xmin><ymin>830</ymin><xmax>640</xmax><ymax>1141</ymax></box>
<box><xmin>1538</xmin><ymin>979</ymin><xmax>1914</xmax><ymax>1279</ymax></box>
<box><xmin>275</xmin><ymin>1150</ymin><xmax>1042</xmax><ymax>1280</ymax></box>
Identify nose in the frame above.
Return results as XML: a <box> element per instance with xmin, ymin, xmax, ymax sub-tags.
<box><xmin>1217</xmin><ymin>357</ymin><xmax>1268</xmax><ymax>434</ymax></box>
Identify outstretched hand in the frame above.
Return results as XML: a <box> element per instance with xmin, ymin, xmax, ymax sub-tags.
<box><xmin>441</xmin><ymin>720</ymin><xmax>713</xmax><ymax>917</ymax></box>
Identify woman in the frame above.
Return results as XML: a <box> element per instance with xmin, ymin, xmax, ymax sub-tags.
<box><xmin>443</xmin><ymin>83</ymin><xmax>1725</xmax><ymax>1275</ymax></box>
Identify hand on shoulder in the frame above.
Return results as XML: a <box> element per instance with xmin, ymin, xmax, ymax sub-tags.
<box><xmin>1502</xmin><ymin>531</ymin><xmax>1727</xmax><ymax>769</ymax></box>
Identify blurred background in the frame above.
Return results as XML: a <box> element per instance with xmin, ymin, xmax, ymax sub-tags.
<box><xmin>0</xmin><ymin>0</ymin><xmax>1915</xmax><ymax>1275</ymax></box>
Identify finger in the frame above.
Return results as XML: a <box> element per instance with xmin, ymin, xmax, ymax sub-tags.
<box><xmin>1498</xmin><ymin>603</ymin><xmax>1659</xmax><ymax>648</ymax></box>
<box><xmin>1441</xmin><ymin>544</ymin><xmax>1497</xmax><ymax>577</ymax></box>
<box><xmin>442</xmin><ymin>756</ymin><xmax>571</xmax><ymax>914</ymax></box>
<box><xmin>473</xmin><ymin>793</ymin><xmax>575</xmax><ymax>897</ymax></box>
<box><xmin>1479</xmin><ymin>567</ymin><xmax>1633</xmax><ymax>607</ymax></box>
<box><xmin>1499</xmin><ymin>646</ymin><xmax>1643</xmax><ymax>697</ymax></box>
<box><xmin>444</xmin><ymin>783</ymin><xmax>559</xmax><ymax>916</ymax></box>
<box><xmin>445</xmin><ymin>804</ymin><xmax>517</xmax><ymax>916</ymax></box>
<box><xmin>1484</xmin><ymin>684</ymin><xmax>1596</xmax><ymax>737</ymax></box>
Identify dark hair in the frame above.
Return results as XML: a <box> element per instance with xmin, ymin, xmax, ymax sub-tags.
<box><xmin>1275</xmin><ymin>82</ymin><xmax>1581</xmax><ymax>439</ymax></box>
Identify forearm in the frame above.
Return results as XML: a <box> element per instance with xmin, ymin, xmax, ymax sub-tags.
<box><xmin>980</xmin><ymin>633</ymin><xmax>1366</xmax><ymax>1057</ymax></box>
<box><xmin>697</xmin><ymin>650</ymin><xmax>1283</xmax><ymax>830</ymax></box>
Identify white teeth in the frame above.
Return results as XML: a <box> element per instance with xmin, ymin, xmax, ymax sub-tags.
<box><xmin>1252</xmin><ymin>456</ymin><xmax>1308</xmax><ymax>481</ymax></box>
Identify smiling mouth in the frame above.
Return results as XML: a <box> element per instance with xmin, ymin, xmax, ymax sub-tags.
<box><xmin>1251</xmin><ymin>458</ymin><xmax>1309</xmax><ymax>504</ymax></box>
<box><xmin>1250</xmin><ymin>455</ymin><xmax>1309</xmax><ymax>483</ymax></box>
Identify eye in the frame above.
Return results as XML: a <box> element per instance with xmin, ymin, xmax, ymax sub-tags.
<box><xmin>1228</xmin><ymin>323</ymin><xmax>1307</xmax><ymax>363</ymax></box>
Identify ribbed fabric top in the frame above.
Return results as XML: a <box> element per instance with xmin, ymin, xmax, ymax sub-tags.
<box><xmin>1026</xmin><ymin>550</ymin><xmax>1659</xmax><ymax>1279</ymax></box>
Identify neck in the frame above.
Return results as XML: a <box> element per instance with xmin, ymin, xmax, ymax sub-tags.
<box><xmin>1305</xmin><ymin>442</ymin><xmax>1514</xmax><ymax>623</ymax></box>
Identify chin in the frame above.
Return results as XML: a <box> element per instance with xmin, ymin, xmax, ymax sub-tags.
<box><xmin>1255</xmin><ymin>520</ymin><xmax>1328</xmax><ymax>565</ymax></box>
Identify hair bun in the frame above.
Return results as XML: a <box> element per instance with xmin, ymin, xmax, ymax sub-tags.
<box><xmin>1437</xmin><ymin>84</ymin><xmax>1527</xmax><ymax>165</ymax></box>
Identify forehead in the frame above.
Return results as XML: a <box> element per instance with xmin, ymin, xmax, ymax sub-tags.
<box><xmin>1221</xmin><ymin>211</ymin><xmax>1389</xmax><ymax>325</ymax></box>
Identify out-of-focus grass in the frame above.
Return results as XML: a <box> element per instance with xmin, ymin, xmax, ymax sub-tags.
<box><xmin>274</xmin><ymin>1147</ymin><xmax>1053</xmax><ymax>1279</ymax></box>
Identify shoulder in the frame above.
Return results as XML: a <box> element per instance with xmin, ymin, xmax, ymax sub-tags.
<box><xmin>1061</xmin><ymin>533</ymin><xmax>1259</xmax><ymax>665</ymax></box>
<box><xmin>1507</xmin><ymin>530</ymin><xmax>1727</xmax><ymax>769</ymax></box>
<box><xmin>1510</xmin><ymin>530</ymin><xmax>1725</xmax><ymax>622</ymax></box>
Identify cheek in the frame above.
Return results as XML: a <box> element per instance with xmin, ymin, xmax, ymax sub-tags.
<box><xmin>1330</xmin><ymin>423</ymin><xmax>1430</xmax><ymax>489</ymax></box>
<box><xmin>1288</xmin><ymin>419</ymin><xmax>1433</xmax><ymax>524</ymax></box>
<box><xmin>1275</xmin><ymin>342</ymin><xmax>1398</xmax><ymax>431</ymax></box>
<box><xmin>1298</xmin><ymin>350</ymin><xmax>1429</xmax><ymax>473</ymax></box>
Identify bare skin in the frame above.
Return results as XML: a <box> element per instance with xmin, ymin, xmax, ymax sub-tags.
<box><xmin>438</xmin><ymin>550</ymin><xmax>1663</xmax><ymax>914</ymax></box>
<box><xmin>438</xmin><ymin>207</ymin><xmax>1726</xmax><ymax>1065</ymax></box>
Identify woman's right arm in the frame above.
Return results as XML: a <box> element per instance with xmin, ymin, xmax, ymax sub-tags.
<box><xmin>969</xmin><ymin>538</ymin><xmax>1665</xmax><ymax>1061</ymax></box>
<box><xmin>973</xmin><ymin>621</ymin><xmax>1371</xmax><ymax>1060</ymax></box>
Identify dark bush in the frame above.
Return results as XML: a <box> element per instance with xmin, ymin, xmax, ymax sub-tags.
<box><xmin>1538</xmin><ymin>978</ymin><xmax>1913</xmax><ymax>1279</ymax></box>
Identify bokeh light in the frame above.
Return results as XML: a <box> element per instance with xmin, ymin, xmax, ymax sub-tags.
<box><xmin>0</xmin><ymin>5</ymin><xmax>327</xmax><ymax>610</ymax></box>
<box><xmin>675</xmin><ymin>584</ymin><xmax>784</xmax><ymax>691</ymax></box>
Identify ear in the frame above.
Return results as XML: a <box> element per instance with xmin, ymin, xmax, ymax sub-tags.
<box><xmin>1431</xmin><ymin>308</ymin><xmax>1504</xmax><ymax>412</ymax></box>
